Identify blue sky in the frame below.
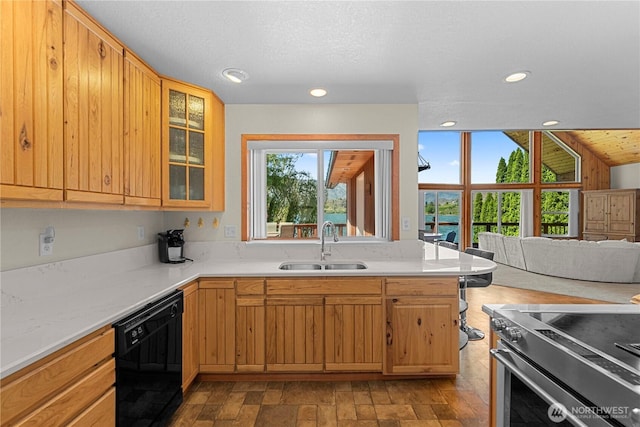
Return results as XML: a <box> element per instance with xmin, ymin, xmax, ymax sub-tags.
<box><xmin>288</xmin><ymin>131</ymin><xmax>523</xmax><ymax>184</ymax></box>
<box><xmin>418</xmin><ymin>131</ymin><xmax>523</xmax><ymax>183</ymax></box>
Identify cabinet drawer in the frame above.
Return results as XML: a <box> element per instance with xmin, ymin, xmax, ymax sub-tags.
<box><xmin>236</xmin><ymin>279</ymin><xmax>265</xmax><ymax>295</ymax></box>
<box><xmin>67</xmin><ymin>387</ymin><xmax>115</xmax><ymax>427</ymax></box>
<box><xmin>1</xmin><ymin>328</ymin><xmax>114</xmax><ymax>425</ymax></box>
<box><xmin>385</xmin><ymin>277</ymin><xmax>457</xmax><ymax>296</ymax></box>
<box><xmin>199</xmin><ymin>278</ymin><xmax>234</xmax><ymax>289</ymax></box>
<box><xmin>15</xmin><ymin>359</ymin><xmax>115</xmax><ymax>427</ymax></box>
<box><xmin>267</xmin><ymin>278</ymin><xmax>382</xmax><ymax>295</ymax></box>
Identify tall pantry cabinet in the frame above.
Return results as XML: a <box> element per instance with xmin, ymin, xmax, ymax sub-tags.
<box><xmin>1</xmin><ymin>0</ymin><xmax>64</xmax><ymax>201</ymax></box>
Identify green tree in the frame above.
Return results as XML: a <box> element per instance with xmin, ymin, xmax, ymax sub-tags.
<box><xmin>266</xmin><ymin>154</ymin><xmax>317</xmax><ymax>223</ymax></box>
<box><xmin>473</xmin><ymin>193</ymin><xmax>484</xmax><ymax>221</ymax></box>
<box><xmin>496</xmin><ymin>157</ymin><xmax>507</xmax><ymax>183</ymax></box>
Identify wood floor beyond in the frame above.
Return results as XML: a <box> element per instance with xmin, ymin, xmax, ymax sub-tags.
<box><xmin>169</xmin><ymin>285</ymin><xmax>607</xmax><ymax>427</ymax></box>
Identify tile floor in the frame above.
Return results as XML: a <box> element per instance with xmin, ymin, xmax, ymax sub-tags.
<box><xmin>169</xmin><ymin>285</ymin><xmax>606</xmax><ymax>426</ymax></box>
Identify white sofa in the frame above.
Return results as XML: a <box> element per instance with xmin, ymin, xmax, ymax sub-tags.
<box><xmin>478</xmin><ymin>232</ymin><xmax>640</xmax><ymax>283</ymax></box>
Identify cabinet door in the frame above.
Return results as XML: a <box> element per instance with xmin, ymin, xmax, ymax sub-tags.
<box><xmin>608</xmin><ymin>192</ymin><xmax>635</xmax><ymax>234</ymax></box>
<box><xmin>236</xmin><ymin>296</ymin><xmax>265</xmax><ymax>372</ymax></box>
<box><xmin>64</xmin><ymin>1</ymin><xmax>124</xmax><ymax>204</ymax></box>
<box><xmin>325</xmin><ymin>296</ymin><xmax>382</xmax><ymax>372</ymax></box>
<box><xmin>384</xmin><ymin>297</ymin><xmax>458</xmax><ymax>374</ymax></box>
<box><xmin>199</xmin><ymin>280</ymin><xmax>235</xmax><ymax>372</ymax></box>
<box><xmin>180</xmin><ymin>282</ymin><xmax>198</xmax><ymax>391</ymax></box>
<box><xmin>584</xmin><ymin>192</ymin><xmax>607</xmax><ymax>234</ymax></box>
<box><xmin>162</xmin><ymin>79</ymin><xmax>214</xmax><ymax>208</ymax></box>
<box><xmin>1</xmin><ymin>0</ymin><xmax>64</xmax><ymax>201</ymax></box>
<box><xmin>123</xmin><ymin>51</ymin><xmax>161</xmax><ymax>207</ymax></box>
<box><xmin>266</xmin><ymin>297</ymin><xmax>323</xmax><ymax>372</ymax></box>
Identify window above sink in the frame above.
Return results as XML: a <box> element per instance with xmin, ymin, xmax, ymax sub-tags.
<box><xmin>242</xmin><ymin>134</ymin><xmax>400</xmax><ymax>242</ymax></box>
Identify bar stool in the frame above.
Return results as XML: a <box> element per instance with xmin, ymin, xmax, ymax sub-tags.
<box><xmin>459</xmin><ymin>247</ymin><xmax>494</xmax><ymax>341</ymax></box>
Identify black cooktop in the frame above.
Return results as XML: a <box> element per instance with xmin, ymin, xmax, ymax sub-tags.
<box><xmin>528</xmin><ymin>312</ymin><xmax>640</xmax><ymax>372</ymax></box>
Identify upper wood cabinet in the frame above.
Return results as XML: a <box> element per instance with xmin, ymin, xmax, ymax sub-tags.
<box><xmin>63</xmin><ymin>1</ymin><xmax>124</xmax><ymax>204</ymax></box>
<box><xmin>583</xmin><ymin>188</ymin><xmax>640</xmax><ymax>242</ymax></box>
<box><xmin>1</xmin><ymin>0</ymin><xmax>64</xmax><ymax>201</ymax></box>
<box><xmin>123</xmin><ymin>51</ymin><xmax>161</xmax><ymax>207</ymax></box>
<box><xmin>161</xmin><ymin>78</ymin><xmax>224</xmax><ymax>210</ymax></box>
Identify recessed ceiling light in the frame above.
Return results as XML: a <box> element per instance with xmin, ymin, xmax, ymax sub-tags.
<box><xmin>222</xmin><ymin>68</ymin><xmax>248</xmax><ymax>83</ymax></box>
<box><xmin>309</xmin><ymin>88</ymin><xmax>327</xmax><ymax>97</ymax></box>
<box><xmin>504</xmin><ymin>71</ymin><xmax>530</xmax><ymax>83</ymax></box>
<box><xmin>542</xmin><ymin>120</ymin><xmax>560</xmax><ymax>127</ymax></box>
<box><xmin>440</xmin><ymin>121</ymin><xmax>456</xmax><ymax>127</ymax></box>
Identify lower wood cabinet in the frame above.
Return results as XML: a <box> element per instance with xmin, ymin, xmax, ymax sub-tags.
<box><xmin>199</xmin><ymin>279</ymin><xmax>235</xmax><ymax>373</ymax></box>
<box><xmin>236</xmin><ymin>278</ymin><xmax>266</xmax><ymax>372</ymax></box>
<box><xmin>192</xmin><ymin>276</ymin><xmax>459</xmax><ymax>377</ymax></box>
<box><xmin>180</xmin><ymin>281</ymin><xmax>199</xmax><ymax>391</ymax></box>
<box><xmin>265</xmin><ymin>296</ymin><xmax>324</xmax><ymax>372</ymax></box>
<box><xmin>384</xmin><ymin>277</ymin><xmax>459</xmax><ymax>375</ymax></box>
<box><xmin>0</xmin><ymin>326</ymin><xmax>115</xmax><ymax>426</ymax></box>
<box><xmin>325</xmin><ymin>296</ymin><xmax>383</xmax><ymax>372</ymax></box>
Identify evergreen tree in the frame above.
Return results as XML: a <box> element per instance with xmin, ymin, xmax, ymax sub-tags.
<box><xmin>481</xmin><ymin>193</ymin><xmax>497</xmax><ymax>232</ymax></box>
<box><xmin>520</xmin><ymin>152</ymin><xmax>529</xmax><ymax>182</ymax></box>
<box><xmin>496</xmin><ymin>158</ymin><xmax>507</xmax><ymax>183</ymax></box>
<box><xmin>473</xmin><ymin>193</ymin><xmax>484</xmax><ymax>221</ymax></box>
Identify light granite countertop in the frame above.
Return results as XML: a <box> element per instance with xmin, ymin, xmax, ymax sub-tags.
<box><xmin>0</xmin><ymin>240</ymin><xmax>495</xmax><ymax>379</ymax></box>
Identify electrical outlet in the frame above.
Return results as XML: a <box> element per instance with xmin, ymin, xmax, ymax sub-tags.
<box><xmin>39</xmin><ymin>233</ymin><xmax>53</xmax><ymax>256</ymax></box>
<box><xmin>401</xmin><ymin>216</ymin><xmax>411</xmax><ymax>231</ymax></box>
<box><xmin>224</xmin><ymin>225</ymin><xmax>237</xmax><ymax>238</ymax></box>
<box><xmin>137</xmin><ymin>226</ymin><xmax>145</xmax><ymax>241</ymax></box>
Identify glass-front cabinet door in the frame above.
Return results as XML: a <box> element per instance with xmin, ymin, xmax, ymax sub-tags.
<box><xmin>161</xmin><ymin>78</ymin><xmax>224</xmax><ymax>209</ymax></box>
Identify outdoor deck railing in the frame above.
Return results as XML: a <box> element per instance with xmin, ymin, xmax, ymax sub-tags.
<box><xmin>424</xmin><ymin>221</ymin><xmax>569</xmax><ymax>236</ymax></box>
<box><xmin>268</xmin><ymin>223</ymin><xmax>348</xmax><ymax>239</ymax></box>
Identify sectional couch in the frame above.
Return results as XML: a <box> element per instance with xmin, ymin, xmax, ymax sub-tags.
<box><xmin>478</xmin><ymin>232</ymin><xmax>640</xmax><ymax>283</ymax></box>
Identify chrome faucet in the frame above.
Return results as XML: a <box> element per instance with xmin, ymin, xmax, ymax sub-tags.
<box><xmin>320</xmin><ymin>221</ymin><xmax>339</xmax><ymax>261</ymax></box>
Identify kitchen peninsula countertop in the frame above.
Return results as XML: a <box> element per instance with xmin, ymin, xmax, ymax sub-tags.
<box><xmin>0</xmin><ymin>240</ymin><xmax>495</xmax><ymax>379</ymax></box>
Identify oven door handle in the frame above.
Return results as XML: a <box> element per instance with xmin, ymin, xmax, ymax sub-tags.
<box><xmin>491</xmin><ymin>348</ymin><xmax>590</xmax><ymax>427</ymax></box>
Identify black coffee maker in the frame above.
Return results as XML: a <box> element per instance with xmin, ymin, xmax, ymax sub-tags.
<box><xmin>158</xmin><ymin>229</ymin><xmax>185</xmax><ymax>263</ymax></box>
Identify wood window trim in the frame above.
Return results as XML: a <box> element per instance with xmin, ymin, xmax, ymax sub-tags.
<box><xmin>240</xmin><ymin>134</ymin><xmax>400</xmax><ymax>242</ymax></box>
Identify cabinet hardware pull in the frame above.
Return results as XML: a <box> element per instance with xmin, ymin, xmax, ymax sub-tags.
<box><xmin>19</xmin><ymin>124</ymin><xmax>31</xmax><ymax>150</ymax></box>
<box><xmin>417</xmin><ymin>318</ymin><xmax>422</xmax><ymax>326</ymax></box>
<box><xmin>104</xmin><ymin>175</ymin><xmax>111</xmax><ymax>185</ymax></box>
<box><xmin>98</xmin><ymin>41</ymin><xmax>106</xmax><ymax>58</ymax></box>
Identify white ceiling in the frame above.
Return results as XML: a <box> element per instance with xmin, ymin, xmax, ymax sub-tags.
<box><xmin>76</xmin><ymin>1</ymin><xmax>640</xmax><ymax>130</ymax></box>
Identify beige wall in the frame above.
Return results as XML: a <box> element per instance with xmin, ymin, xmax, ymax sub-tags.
<box><xmin>611</xmin><ymin>163</ymin><xmax>640</xmax><ymax>189</ymax></box>
<box><xmin>0</xmin><ymin>209</ymin><xmax>164</xmax><ymax>271</ymax></box>
<box><xmin>169</xmin><ymin>104</ymin><xmax>420</xmax><ymax>243</ymax></box>
<box><xmin>1</xmin><ymin>104</ymin><xmax>419</xmax><ymax>271</ymax></box>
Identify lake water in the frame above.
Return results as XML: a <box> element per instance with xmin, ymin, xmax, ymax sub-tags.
<box><xmin>424</xmin><ymin>214</ymin><xmax>459</xmax><ymax>242</ymax></box>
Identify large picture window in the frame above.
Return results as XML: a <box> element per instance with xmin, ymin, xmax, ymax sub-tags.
<box><xmin>245</xmin><ymin>137</ymin><xmax>395</xmax><ymax>241</ymax></box>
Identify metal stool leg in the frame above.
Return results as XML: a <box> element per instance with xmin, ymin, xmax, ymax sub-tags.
<box><xmin>460</xmin><ymin>277</ymin><xmax>485</xmax><ymax>341</ymax></box>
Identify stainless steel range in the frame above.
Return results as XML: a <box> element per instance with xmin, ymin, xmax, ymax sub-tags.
<box><xmin>484</xmin><ymin>304</ymin><xmax>640</xmax><ymax>427</ymax></box>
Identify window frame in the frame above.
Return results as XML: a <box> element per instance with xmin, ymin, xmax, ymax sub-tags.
<box><xmin>241</xmin><ymin>134</ymin><xmax>400</xmax><ymax>242</ymax></box>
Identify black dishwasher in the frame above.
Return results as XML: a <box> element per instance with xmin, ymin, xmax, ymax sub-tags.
<box><xmin>114</xmin><ymin>290</ymin><xmax>183</xmax><ymax>427</ymax></box>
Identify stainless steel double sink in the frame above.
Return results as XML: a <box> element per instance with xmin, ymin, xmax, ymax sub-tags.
<box><xmin>278</xmin><ymin>261</ymin><xmax>367</xmax><ymax>271</ymax></box>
